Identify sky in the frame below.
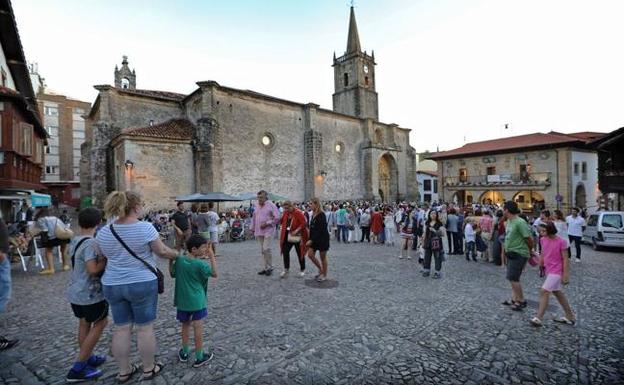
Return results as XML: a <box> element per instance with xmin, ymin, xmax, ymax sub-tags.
<box><xmin>12</xmin><ymin>0</ymin><xmax>624</xmax><ymax>153</ymax></box>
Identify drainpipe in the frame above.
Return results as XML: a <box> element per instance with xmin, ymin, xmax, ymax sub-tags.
<box><xmin>555</xmin><ymin>149</ymin><xmax>560</xmax><ymax>210</ymax></box>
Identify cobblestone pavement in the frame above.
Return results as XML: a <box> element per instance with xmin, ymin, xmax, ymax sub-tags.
<box><xmin>1</xmin><ymin>238</ymin><xmax>623</xmax><ymax>384</ymax></box>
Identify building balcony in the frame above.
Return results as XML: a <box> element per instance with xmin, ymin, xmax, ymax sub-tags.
<box><xmin>443</xmin><ymin>172</ymin><xmax>552</xmax><ymax>189</ymax></box>
<box><xmin>599</xmin><ymin>170</ymin><xmax>624</xmax><ymax>193</ymax></box>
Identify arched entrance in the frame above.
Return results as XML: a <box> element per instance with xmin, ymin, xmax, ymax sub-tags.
<box><xmin>479</xmin><ymin>190</ymin><xmax>505</xmax><ymax>205</ymax></box>
<box><xmin>513</xmin><ymin>190</ymin><xmax>545</xmax><ymax>214</ymax></box>
<box><xmin>378</xmin><ymin>153</ymin><xmax>398</xmax><ymax>202</ymax></box>
<box><xmin>452</xmin><ymin>190</ymin><xmax>473</xmax><ymax>207</ymax></box>
<box><xmin>575</xmin><ymin>183</ymin><xmax>587</xmax><ymax>209</ymax></box>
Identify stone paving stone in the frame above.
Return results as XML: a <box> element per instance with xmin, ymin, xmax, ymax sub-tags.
<box><xmin>0</xmin><ymin>240</ymin><xmax>622</xmax><ymax>384</ymax></box>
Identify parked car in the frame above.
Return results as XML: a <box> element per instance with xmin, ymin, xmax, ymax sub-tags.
<box><xmin>583</xmin><ymin>211</ymin><xmax>624</xmax><ymax>250</ymax></box>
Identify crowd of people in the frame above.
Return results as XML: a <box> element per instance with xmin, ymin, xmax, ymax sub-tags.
<box><xmin>0</xmin><ymin>190</ymin><xmax>586</xmax><ymax>382</ymax></box>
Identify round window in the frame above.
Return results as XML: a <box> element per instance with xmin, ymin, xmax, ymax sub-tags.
<box><xmin>261</xmin><ymin>134</ymin><xmax>273</xmax><ymax>147</ymax></box>
<box><xmin>335</xmin><ymin>144</ymin><xmax>342</xmax><ymax>152</ymax></box>
<box><xmin>335</xmin><ymin>142</ymin><xmax>344</xmax><ymax>154</ymax></box>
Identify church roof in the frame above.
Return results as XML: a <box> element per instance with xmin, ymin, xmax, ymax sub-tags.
<box><xmin>117</xmin><ymin>87</ymin><xmax>186</xmax><ymax>102</ymax></box>
<box><xmin>346</xmin><ymin>6</ymin><xmax>362</xmax><ymax>54</ymax></box>
<box><xmin>430</xmin><ymin>131</ymin><xmax>605</xmax><ymax>160</ymax></box>
<box><xmin>121</xmin><ymin>118</ymin><xmax>195</xmax><ymax>141</ymax></box>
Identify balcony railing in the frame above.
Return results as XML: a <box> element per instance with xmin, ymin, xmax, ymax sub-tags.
<box><xmin>444</xmin><ymin>172</ymin><xmax>552</xmax><ymax>187</ymax></box>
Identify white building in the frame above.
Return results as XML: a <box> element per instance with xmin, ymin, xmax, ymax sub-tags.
<box><xmin>417</xmin><ymin>171</ymin><xmax>438</xmax><ymax>203</ymax></box>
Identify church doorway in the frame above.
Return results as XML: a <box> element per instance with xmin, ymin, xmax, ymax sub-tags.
<box><xmin>575</xmin><ymin>183</ymin><xmax>587</xmax><ymax>209</ymax></box>
<box><xmin>378</xmin><ymin>153</ymin><xmax>398</xmax><ymax>202</ymax></box>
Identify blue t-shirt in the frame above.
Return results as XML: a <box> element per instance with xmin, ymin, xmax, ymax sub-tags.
<box><xmin>96</xmin><ymin>222</ymin><xmax>159</xmax><ymax>286</ymax></box>
<box><xmin>336</xmin><ymin>209</ymin><xmax>348</xmax><ymax>225</ymax></box>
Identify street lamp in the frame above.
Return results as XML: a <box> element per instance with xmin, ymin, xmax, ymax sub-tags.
<box><xmin>124</xmin><ymin>160</ymin><xmax>134</xmax><ymax>170</ymax></box>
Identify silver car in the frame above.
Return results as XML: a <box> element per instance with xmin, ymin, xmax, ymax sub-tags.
<box><xmin>583</xmin><ymin>211</ymin><xmax>624</xmax><ymax>250</ymax></box>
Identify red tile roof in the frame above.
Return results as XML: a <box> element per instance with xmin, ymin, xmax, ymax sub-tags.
<box><xmin>122</xmin><ymin>118</ymin><xmax>195</xmax><ymax>141</ymax></box>
<box><xmin>430</xmin><ymin>131</ymin><xmax>605</xmax><ymax>160</ymax></box>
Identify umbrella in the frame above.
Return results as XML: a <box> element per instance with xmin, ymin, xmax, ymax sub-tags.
<box><xmin>236</xmin><ymin>192</ymin><xmax>290</xmax><ymax>202</ymax></box>
<box><xmin>175</xmin><ymin>192</ymin><xmax>244</xmax><ymax>202</ymax></box>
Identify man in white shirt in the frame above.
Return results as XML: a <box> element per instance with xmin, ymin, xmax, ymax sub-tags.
<box><xmin>566</xmin><ymin>207</ymin><xmax>586</xmax><ymax>262</ymax></box>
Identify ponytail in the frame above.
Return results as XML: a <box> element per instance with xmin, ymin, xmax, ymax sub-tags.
<box><xmin>104</xmin><ymin>191</ymin><xmax>142</xmax><ymax>219</ymax></box>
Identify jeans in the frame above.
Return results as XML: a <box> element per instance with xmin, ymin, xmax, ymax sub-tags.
<box><xmin>360</xmin><ymin>226</ymin><xmax>371</xmax><ymax>242</ymax></box>
<box><xmin>466</xmin><ymin>241</ymin><xmax>476</xmax><ymax>259</ymax></box>
<box><xmin>337</xmin><ymin>225</ymin><xmax>349</xmax><ymax>242</ymax></box>
<box><xmin>423</xmin><ymin>248</ymin><xmax>442</xmax><ymax>272</ymax></box>
<box><xmin>0</xmin><ymin>258</ymin><xmax>11</xmax><ymax>314</ymax></box>
<box><xmin>103</xmin><ymin>279</ymin><xmax>158</xmax><ymax>326</ymax></box>
<box><xmin>447</xmin><ymin>231</ymin><xmax>454</xmax><ymax>253</ymax></box>
<box><xmin>569</xmin><ymin>235</ymin><xmax>582</xmax><ymax>259</ymax></box>
<box><xmin>282</xmin><ymin>240</ymin><xmax>305</xmax><ymax>271</ymax></box>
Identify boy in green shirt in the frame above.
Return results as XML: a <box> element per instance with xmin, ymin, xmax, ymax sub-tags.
<box><xmin>502</xmin><ymin>201</ymin><xmax>534</xmax><ymax>312</ymax></box>
<box><xmin>169</xmin><ymin>234</ymin><xmax>218</xmax><ymax>367</ymax></box>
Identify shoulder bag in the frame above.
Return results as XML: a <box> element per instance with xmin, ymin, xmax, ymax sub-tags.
<box><xmin>55</xmin><ymin>218</ymin><xmax>74</xmax><ymax>240</ymax></box>
<box><xmin>109</xmin><ymin>224</ymin><xmax>164</xmax><ymax>294</ymax></box>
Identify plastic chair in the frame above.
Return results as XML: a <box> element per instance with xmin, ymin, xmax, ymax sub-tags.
<box><xmin>17</xmin><ymin>238</ymin><xmax>45</xmax><ymax>272</ymax></box>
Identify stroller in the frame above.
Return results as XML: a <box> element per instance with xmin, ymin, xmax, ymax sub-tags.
<box><xmin>230</xmin><ymin>219</ymin><xmax>244</xmax><ymax>242</ymax></box>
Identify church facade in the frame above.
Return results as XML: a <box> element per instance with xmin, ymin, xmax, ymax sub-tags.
<box><xmin>82</xmin><ymin>8</ymin><xmax>417</xmax><ymax>209</ymax></box>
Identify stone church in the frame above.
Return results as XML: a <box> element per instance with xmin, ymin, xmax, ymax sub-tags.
<box><xmin>82</xmin><ymin>7</ymin><xmax>417</xmax><ymax>209</ymax></box>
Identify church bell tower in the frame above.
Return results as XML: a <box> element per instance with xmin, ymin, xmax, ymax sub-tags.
<box><xmin>114</xmin><ymin>55</ymin><xmax>136</xmax><ymax>90</ymax></box>
<box><xmin>332</xmin><ymin>7</ymin><xmax>378</xmax><ymax>120</ymax></box>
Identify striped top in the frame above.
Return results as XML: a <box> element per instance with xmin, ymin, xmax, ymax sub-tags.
<box><xmin>96</xmin><ymin>221</ymin><xmax>159</xmax><ymax>286</ymax></box>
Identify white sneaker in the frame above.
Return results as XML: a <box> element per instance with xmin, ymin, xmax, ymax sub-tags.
<box><xmin>407</xmin><ymin>255</ymin><xmax>412</xmax><ymax>260</ymax></box>
<box><xmin>298</xmin><ymin>271</ymin><xmax>305</xmax><ymax>277</ymax></box>
<box><xmin>575</xmin><ymin>258</ymin><xmax>581</xmax><ymax>263</ymax></box>
<box><xmin>280</xmin><ymin>270</ymin><xmax>289</xmax><ymax>278</ymax></box>
<box><xmin>398</xmin><ymin>254</ymin><xmax>403</xmax><ymax>259</ymax></box>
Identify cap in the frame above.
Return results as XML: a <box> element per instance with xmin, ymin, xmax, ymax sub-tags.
<box><xmin>503</xmin><ymin>201</ymin><xmax>520</xmax><ymax>214</ymax></box>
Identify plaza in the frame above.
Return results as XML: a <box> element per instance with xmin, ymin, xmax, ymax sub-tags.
<box><xmin>1</xmin><ymin>240</ymin><xmax>622</xmax><ymax>384</ymax></box>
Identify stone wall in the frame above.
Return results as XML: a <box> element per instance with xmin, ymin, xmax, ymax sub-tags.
<box><xmin>112</xmin><ymin>138</ymin><xmax>194</xmax><ymax>210</ymax></box>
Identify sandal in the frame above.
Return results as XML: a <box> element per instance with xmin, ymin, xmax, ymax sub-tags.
<box><xmin>529</xmin><ymin>317</ymin><xmax>543</xmax><ymax>327</ymax></box>
<box><xmin>142</xmin><ymin>362</ymin><xmax>164</xmax><ymax>381</ymax></box>
<box><xmin>502</xmin><ymin>299</ymin><xmax>527</xmax><ymax>307</ymax></box>
<box><xmin>553</xmin><ymin>316</ymin><xmax>576</xmax><ymax>325</ymax></box>
<box><xmin>510</xmin><ymin>302</ymin><xmax>525</xmax><ymax>311</ymax></box>
<box><xmin>117</xmin><ymin>363</ymin><xmax>140</xmax><ymax>384</ymax></box>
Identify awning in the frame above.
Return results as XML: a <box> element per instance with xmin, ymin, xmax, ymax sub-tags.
<box><xmin>30</xmin><ymin>192</ymin><xmax>51</xmax><ymax>207</ymax></box>
<box><xmin>175</xmin><ymin>192</ymin><xmax>244</xmax><ymax>202</ymax></box>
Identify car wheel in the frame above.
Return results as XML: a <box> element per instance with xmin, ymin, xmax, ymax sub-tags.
<box><xmin>592</xmin><ymin>237</ymin><xmax>601</xmax><ymax>251</ymax></box>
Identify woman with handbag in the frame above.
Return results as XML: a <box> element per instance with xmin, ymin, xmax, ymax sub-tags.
<box><xmin>279</xmin><ymin>201</ymin><xmax>308</xmax><ymax>278</ymax></box>
<box><xmin>95</xmin><ymin>191</ymin><xmax>177</xmax><ymax>383</ymax></box>
<box><xmin>35</xmin><ymin>207</ymin><xmax>72</xmax><ymax>274</ymax></box>
<box><xmin>422</xmin><ymin>210</ymin><xmax>446</xmax><ymax>279</ymax></box>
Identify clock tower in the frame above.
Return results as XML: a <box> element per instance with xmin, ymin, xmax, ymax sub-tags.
<box><xmin>332</xmin><ymin>7</ymin><xmax>378</xmax><ymax>120</ymax></box>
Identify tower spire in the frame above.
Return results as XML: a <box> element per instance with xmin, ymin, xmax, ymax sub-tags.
<box><xmin>346</xmin><ymin>6</ymin><xmax>361</xmax><ymax>54</ymax></box>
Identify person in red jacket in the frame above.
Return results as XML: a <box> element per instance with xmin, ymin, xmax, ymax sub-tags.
<box><xmin>370</xmin><ymin>207</ymin><xmax>384</xmax><ymax>244</ymax></box>
<box><xmin>279</xmin><ymin>201</ymin><xmax>309</xmax><ymax>278</ymax></box>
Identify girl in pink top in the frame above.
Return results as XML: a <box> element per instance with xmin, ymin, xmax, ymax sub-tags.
<box><xmin>530</xmin><ymin>222</ymin><xmax>576</xmax><ymax>327</ymax></box>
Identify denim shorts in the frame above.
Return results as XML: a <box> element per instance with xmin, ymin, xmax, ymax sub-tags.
<box><xmin>0</xmin><ymin>258</ymin><xmax>12</xmax><ymax>314</ymax></box>
<box><xmin>103</xmin><ymin>279</ymin><xmax>158</xmax><ymax>326</ymax></box>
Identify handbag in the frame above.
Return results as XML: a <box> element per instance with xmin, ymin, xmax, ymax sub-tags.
<box><xmin>287</xmin><ymin>234</ymin><xmax>302</xmax><ymax>243</ymax></box>
<box><xmin>109</xmin><ymin>224</ymin><xmax>165</xmax><ymax>294</ymax></box>
<box><xmin>55</xmin><ymin>219</ymin><xmax>74</xmax><ymax>240</ymax></box>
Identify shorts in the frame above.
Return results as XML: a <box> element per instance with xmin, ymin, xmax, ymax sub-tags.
<box><xmin>209</xmin><ymin>231</ymin><xmax>219</xmax><ymax>244</ymax></box>
<box><xmin>542</xmin><ymin>274</ymin><xmax>562</xmax><ymax>292</ymax></box>
<box><xmin>43</xmin><ymin>237</ymin><xmax>70</xmax><ymax>248</ymax></box>
<box><xmin>506</xmin><ymin>252</ymin><xmax>528</xmax><ymax>282</ymax></box>
<box><xmin>176</xmin><ymin>308</ymin><xmax>208</xmax><ymax>322</ymax></box>
<box><xmin>102</xmin><ymin>279</ymin><xmax>158</xmax><ymax>326</ymax></box>
<box><xmin>71</xmin><ymin>301</ymin><xmax>109</xmax><ymax>323</ymax></box>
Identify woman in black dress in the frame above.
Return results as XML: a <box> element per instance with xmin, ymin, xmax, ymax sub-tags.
<box><xmin>306</xmin><ymin>198</ymin><xmax>330</xmax><ymax>282</ymax></box>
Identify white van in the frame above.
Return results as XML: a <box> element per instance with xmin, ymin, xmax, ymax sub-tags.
<box><xmin>583</xmin><ymin>211</ymin><xmax>624</xmax><ymax>250</ymax></box>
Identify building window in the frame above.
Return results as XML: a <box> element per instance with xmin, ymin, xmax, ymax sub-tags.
<box><xmin>459</xmin><ymin>168</ymin><xmax>468</xmax><ymax>183</ymax></box>
<box><xmin>433</xmin><ymin>179</ymin><xmax>438</xmax><ymax>193</ymax></box>
<box><xmin>424</xmin><ymin>193</ymin><xmax>432</xmax><ymax>202</ymax></box>
<box><xmin>519</xmin><ymin>164</ymin><xmax>530</xmax><ymax>182</ymax></box>
<box><xmin>423</xmin><ymin>179</ymin><xmax>432</xmax><ymax>191</ymax></box>
<box><xmin>20</xmin><ymin>123</ymin><xmax>33</xmax><ymax>156</ymax></box>
<box><xmin>46</xmin><ymin>126</ymin><xmax>58</xmax><ymax>136</ymax></box>
<box><xmin>574</xmin><ymin>162</ymin><xmax>579</xmax><ymax>175</ymax></box>
<box><xmin>121</xmin><ymin>78</ymin><xmax>130</xmax><ymax>89</ymax></box>
<box><xmin>44</xmin><ymin>106</ymin><xmax>58</xmax><ymax>116</ymax></box>
<box><xmin>581</xmin><ymin>162</ymin><xmax>587</xmax><ymax>180</ymax></box>
<box><xmin>73</xmin><ymin>107</ymin><xmax>85</xmax><ymax>115</ymax></box>
<box><xmin>1</xmin><ymin>68</ymin><xmax>6</xmax><ymax>87</ymax></box>
<box><xmin>486</xmin><ymin>166</ymin><xmax>496</xmax><ymax>175</ymax></box>
<box><xmin>364</xmin><ymin>76</ymin><xmax>369</xmax><ymax>86</ymax></box>
<box><xmin>45</xmin><ymin>146</ymin><xmax>51</xmax><ymax>154</ymax></box>
<box><xmin>343</xmin><ymin>73</ymin><xmax>349</xmax><ymax>87</ymax></box>
<box><xmin>45</xmin><ymin>166</ymin><xmax>57</xmax><ymax>174</ymax></box>
<box><xmin>261</xmin><ymin>133</ymin><xmax>274</xmax><ymax>149</ymax></box>
<box><xmin>73</xmin><ymin>130</ymin><xmax>85</xmax><ymax>139</ymax></box>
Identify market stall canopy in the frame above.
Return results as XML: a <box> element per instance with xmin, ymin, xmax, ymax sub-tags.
<box><xmin>0</xmin><ymin>189</ymin><xmax>51</xmax><ymax>207</ymax></box>
<box><xmin>236</xmin><ymin>192</ymin><xmax>290</xmax><ymax>202</ymax></box>
<box><xmin>175</xmin><ymin>192</ymin><xmax>244</xmax><ymax>202</ymax></box>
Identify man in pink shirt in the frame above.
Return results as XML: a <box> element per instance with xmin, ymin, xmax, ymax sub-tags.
<box><xmin>251</xmin><ymin>190</ymin><xmax>280</xmax><ymax>276</ymax></box>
